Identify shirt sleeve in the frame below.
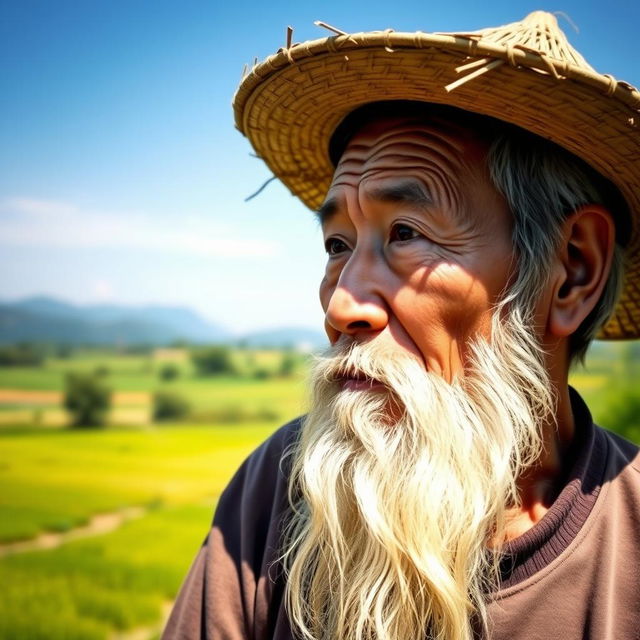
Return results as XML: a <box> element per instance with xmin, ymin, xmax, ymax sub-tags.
<box><xmin>162</xmin><ymin>421</ymin><xmax>298</xmax><ymax>640</ymax></box>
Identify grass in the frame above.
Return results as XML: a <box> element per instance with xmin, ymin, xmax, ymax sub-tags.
<box><xmin>0</xmin><ymin>366</ymin><xmax>66</xmax><ymax>391</ymax></box>
<box><xmin>0</xmin><ymin>418</ymin><xmax>277</xmax><ymax>638</ymax></box>
<box><xmin>0</xmin><ymin>348</ymin><xmax>309</xmax><ymax>428</ymax></box>
<box><xmin>169</xmin><ymin>375</ymin><xmax>307</xmax><ymax>420</ymax></box>
<box><xmin>570</xmin><ymin>367</ymin><xmax>640</xmax><ymax>439</ymax></box>
<box><xmin>0</xmin><ymin>422</ymin><xmax>280</xmax><ymax>543</ymax></box>
<box><xmin>0</xmin><ymin>504</ymin><xmax>212</xmax><ymax>640</ymax></box>
<box><xmin>0</xmin><ymin>348</ymin><xmax>307</xmax><ymax>393</ymax></box>
<box><xmin>0</xmin><ymin>343</ymin><xmax>636</xmax><ymax>638</ymax></box>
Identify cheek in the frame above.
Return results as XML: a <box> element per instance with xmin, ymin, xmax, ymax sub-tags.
<box><xmin>441</xmin><ymin>266</ymin><xmax>497</xmax><ymax>337</ymax></box>
<box><xmin>387</xmin><ymin>244</ymin><xmax>446</xmax><ymax>277</ymax></box>
<box><xmin>395</xmin><ymin>264</ymin><xmax>496</xmax><ymax>341</ymax></box>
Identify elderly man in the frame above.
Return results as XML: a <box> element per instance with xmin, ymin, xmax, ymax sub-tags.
<box><xmin>164</xmin><ymin>11</ymin><xmax>640</xmax><ymax>640</ymax></box>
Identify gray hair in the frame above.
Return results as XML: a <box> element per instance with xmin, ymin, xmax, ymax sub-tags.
<box><xmin>487</xmin><ymin>132</ymin><xmax>626</xmax><ymax>365</ymax></box>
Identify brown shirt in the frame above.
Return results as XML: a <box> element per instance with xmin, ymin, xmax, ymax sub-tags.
<box><xmin>163</xmin><ymin>391</ymin><xmax>640</xmax><ymax>639</ymax></box>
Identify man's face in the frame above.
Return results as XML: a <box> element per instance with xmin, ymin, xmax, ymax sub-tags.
<box><xmin>318</xmin><ymin>116</ymin><xmax>515</xmax><ymax>381</ymax></box>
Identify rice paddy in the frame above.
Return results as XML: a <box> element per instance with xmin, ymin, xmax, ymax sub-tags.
<box><xmin>0</xmin><ymin>343</ymin><xmax>637</xmax><ymax>638</ymax></box>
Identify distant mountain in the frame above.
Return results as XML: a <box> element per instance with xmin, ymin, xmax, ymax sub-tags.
<box><xmin>0</xmin><ymin>296</ymin><xmax>327</xmax><ymax>349</ymax></box>
<box><xmin>12</xmin><ymin>296</ymin><xmax>79</xmax><ymax>319</ymax></box>
<box><xmin>0</xmin><ymin>297</ymin><xmax>230</xmax><ymax>346</ymax></box>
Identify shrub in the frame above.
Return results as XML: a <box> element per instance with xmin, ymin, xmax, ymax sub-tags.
<box><xmin>123</xmin><ymin>344</ymin><xmax>152</xmax><ymax>355</ymax></box>
<box><xmin>56</xmin><ymin>344</ymin><xmax>74</xmax><ymax>359</ymax></box>
<box><xmin>189</xmin><ymin>406</ymin><xmax>280</xmax><ymax>424</ymax></box>
<box><xmin>63</xmin><ymin>372</ymin><xmax>112</xmax><ymax>428</ymax></box>
<box><xmin>93</xmin><ymin>364</ymin><xmax>110</xmax><ymax>377</ymax></box>
<box><xmin>158</xmin><ymin>363</ymin><xmax>180</xmax><ymax>381</ymax></box>
<box><xmin>253</xmin><ymin>367</ymin><xmax>271</xmax><ymax>380</ymax></box>
<box><xmin>0</xmin><ymin>343</ymin><xmax>45</xmax><ymax>367</ymax></box>
<box><xmin>191</xmin><ymin>346</ymin><xmax>235</xmax><ymax>376</ymax></box>
<box><xmin>152</xmin><ymin>391</ymin><xmax>190</xmax><ymax>422</ymax></box>
<box><xmin>278</xmin><ymin>352</ymin><xmax>297</xmax><ymax>377</ymax></box>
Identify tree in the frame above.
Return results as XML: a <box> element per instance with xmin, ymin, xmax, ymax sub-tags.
<box><xmin>64</xmin><ymin>372</ymin><xmax>112</xmax><ymax>427</ymax></box>
<box><xmin>278</xmin><ymin>351</ymin><xmax>297</xmax><ymax>377</ymax></box>
<box><xmin>253</xmin><ymin>367</ymin><xmax>271</xmax><ymax>380</ymax></box>
<box><xmin>158</xmin><ymin>363</ymin><xmax>180</xmax><ymax>381</ymax></box>
<box><xmin>0</xmin><ymin>343</ymin><xmax>45</xmax><ymax>367</ymax></box>
<box><xmin>94</xmin><ymin>364</ymin><xmax>110</xmax><ymax>377</ymax></box>
<box><xmin>191</xmin><ymin>346</ymin><xmax>236</xmax><ymax>376</ymax></box>
<box><xmin>152</xmin><ymin>390</ymin><xmax>190</xmax><ymax>422</ymax></box>
<box><xmin>56</xmin><ymin>344</ymin><xmax>74</xmax><ymax>359</ymax></box>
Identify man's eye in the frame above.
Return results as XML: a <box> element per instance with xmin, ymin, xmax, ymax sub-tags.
<box><xmin>389</xmin><ymin>223</ymin><xmax>419</xmax><ymax>242</ymax></box>
<box><xmin>324</xmin><ymin>237</ymin><xmax>349</xmax><ymax>255</ymax></box>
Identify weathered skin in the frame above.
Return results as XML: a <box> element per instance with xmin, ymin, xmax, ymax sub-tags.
<box><xmin>319</xmin><ymin>117</ymin><xmax>514</xmax><ymax>380</ymax></box>
<box><xmin>317</xmin><ymin>116</ymin><xmax>616</xmax><ymax>540</ymax></box>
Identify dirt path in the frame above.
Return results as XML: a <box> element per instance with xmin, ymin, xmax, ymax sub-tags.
<box><xmin>0</xmin><ymin>389</ymin><xmax>60</xmax><ymax>404</ymax></box>
<box><xmin>0</xmin><ymin>389</ymin><xmax>150</xmax><ymax>405</ymax></box>
<box><xmin>0</xmin><ymin>507</ymin><xmax>175</xmax><ymax>638</ymax></box>
<box><xmin>0</xmin><ymin>505</ymin><xmax>147</xmax><ymax>557</ymax></box>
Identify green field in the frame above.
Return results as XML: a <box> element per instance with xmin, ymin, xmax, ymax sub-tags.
<box><xmin>0</xmin><ymin>420</ymin><xmax>282</xmax><ymax>639</ymax></box>
<box><xmin>0</xmin><ymin>347</ymin><xmax>308</xmax><ymax>427</ymax></box>
<box><xmin>0</xmin><ymin>344</ymin><xmax>637</xmax><ymax>638</ymax></box>
<box><xmin>0</xmin><ymin>504</ymin><xmax>212</xmax><ymax>640</ymax></box>
<box><xmin>0</xmin><ymin>423</ymin><xmax>282</xmax><ymax>543</ymax></box>
<box><xmin>0</xmin><ymin>347</ymin><xmax>306</xmax><ymax>638</ymax></box>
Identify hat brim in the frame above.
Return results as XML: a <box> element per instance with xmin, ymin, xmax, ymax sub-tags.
<box><xmin>234</xmin><ymin>31</ymin><xmax>640</xmax><ymax>339</ymax></box>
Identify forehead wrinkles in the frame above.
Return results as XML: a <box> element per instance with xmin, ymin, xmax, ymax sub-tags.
<box><xmin>330</xmin><ymin>124</ymin><xmax>481</xmax><ymax>213</ymax></box>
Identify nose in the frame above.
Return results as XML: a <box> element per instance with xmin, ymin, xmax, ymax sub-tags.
<box><xmin>322</xmin><ymin>258</ymin><xmax>389</xmax><ymax>342</ymax></box>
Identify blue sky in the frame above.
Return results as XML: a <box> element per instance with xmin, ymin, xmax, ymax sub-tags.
<box><xmin>1</xmin><ymin>0</ymin><xmax>638</xmax><ymax>334</ymax></box>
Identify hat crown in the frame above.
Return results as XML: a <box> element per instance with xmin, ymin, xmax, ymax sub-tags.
<box><xmin>464</xmin><ymin>10</ymin><xmax>594</xmax><ymax>71</ymax></box>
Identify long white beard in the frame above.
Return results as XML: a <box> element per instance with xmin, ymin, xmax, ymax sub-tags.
<box><xmin>282</xmin><ymin>312</ymin><xmax>554</xmax><ymax>640</ymax></box>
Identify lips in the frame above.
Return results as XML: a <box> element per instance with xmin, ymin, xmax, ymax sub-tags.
<box><xmin>338</xmin><ymin>370</ymin><xmax>385</xmax><ymax>392</ymax></box>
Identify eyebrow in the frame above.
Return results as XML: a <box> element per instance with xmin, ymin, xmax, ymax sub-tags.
<box><xmin>315</xmin><ymin>197</ymin><xmax>340</xmax><ymax>226</ymax></box>
<box><xmin>366</xmin><ymin>180</ymin><xmax>433</xmax><ymax>210</ymax></box>
<box><xmin>315</xmin><ymin>180</ymin><xmax>434</xmax><ymax>226</ymax></box>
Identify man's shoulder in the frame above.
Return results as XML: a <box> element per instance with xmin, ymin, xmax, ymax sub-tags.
<box><xmin>594</xmin><ymin>426</ymin><xmax>640</xmax><ymax>514</ymax></box>
<box><xmin>597</xmin><ymin>424</ymin><xmax>640</xmax><ymax>473</ymax></box>
<box><xmin>215</xmin><ymin>417</ymin><xmax>302</xmax><ymax>516</ymax></box>
<box><xmin>240</xmin><ymin>416</ymin><xmax>303</xmax><ymax>479</ymax></box>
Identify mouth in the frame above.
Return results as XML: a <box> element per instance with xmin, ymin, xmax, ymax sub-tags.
<box><xmin>337</xmin><ymin>369</ymin><xmax>386</xmax><ymax>392</ymax></box>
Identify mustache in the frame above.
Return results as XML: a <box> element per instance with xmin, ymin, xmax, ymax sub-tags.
<box><xmin>315</xmin><ymin>337</ymin><xmax>422</xmax><ymax>388</ymax></box>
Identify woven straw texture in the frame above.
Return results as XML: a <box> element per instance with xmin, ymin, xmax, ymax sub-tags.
<box><xmin>233</xmin><ymin>11</ymin><xmax>640</xmax><ymax>340</ymax></box>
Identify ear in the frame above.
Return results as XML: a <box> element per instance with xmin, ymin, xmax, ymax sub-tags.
<box><xmin>547</xmin><ymin>205</ymin><xmax>615</xmax><ymax>338</ymax></box>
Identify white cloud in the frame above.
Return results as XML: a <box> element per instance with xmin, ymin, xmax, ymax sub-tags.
<box><xmin>3</xmin><ymin>197</ymin><xmax>80</xmax><ymax>217</ymax></box>
<box><xmin>0</xmin><ymin>197</ymin><xmax>279</xmax><ymax>258</ymax></box>
<box><xmin>92</xmin><ymin>279</ymin><xmax>115</xmax><ymax>301</ymax></box>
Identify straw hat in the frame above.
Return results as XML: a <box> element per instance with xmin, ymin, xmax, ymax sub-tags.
<box><xmin>233</xmin><ymin>11</ymin><xmax>640</xmax><ymax>340</ymax></box>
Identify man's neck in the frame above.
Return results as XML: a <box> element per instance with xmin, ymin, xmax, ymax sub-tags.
<box><xmin>502</xmin><ymin>382</ymin><xmax>577</xmax><ymax>542</ymax></box>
